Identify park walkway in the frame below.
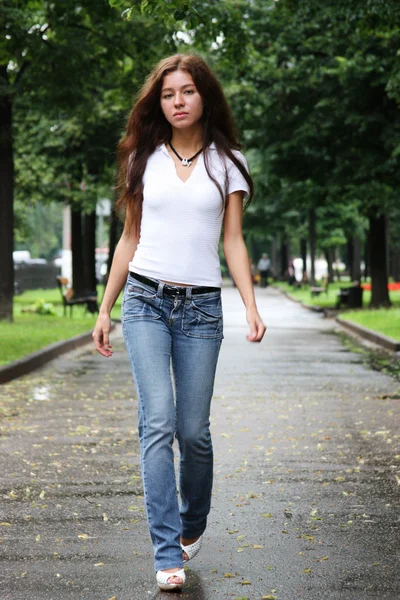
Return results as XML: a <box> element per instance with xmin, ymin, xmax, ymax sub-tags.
<box><xmin>0</xmin><ymin>286</ymin><xmax>399</xmax><ymax>600</ymax></box>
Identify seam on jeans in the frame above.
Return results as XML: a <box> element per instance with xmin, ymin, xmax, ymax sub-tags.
<box><xmin>122</xmin><ymin>324</ymin><xmax>153</xmax><ymax>536</ymax></box>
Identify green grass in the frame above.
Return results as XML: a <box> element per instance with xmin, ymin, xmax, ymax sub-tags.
<box><xmin>273</xmin><ymin>281</ymin><xmax>400</xmax><ymax>309</ymax></box>
<box><xmin>0</xmin><ymin>314</ymin><xmax>97</xmax><ymax>366</ymax></box>
<box><xmin>341</xmin><ymin>309</ymin><xmax>400</xmax><ymax>341</ymax></box>
<box><xmin>0</xmin><ymin>287</ymin><xmax>123</xmax><ymax>366</ymax></box>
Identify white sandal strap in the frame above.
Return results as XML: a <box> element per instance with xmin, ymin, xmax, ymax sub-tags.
<box><xmin>181</xmin><ymin>535</ymin><xmax>203</xmax><ymax>561</ymax></box>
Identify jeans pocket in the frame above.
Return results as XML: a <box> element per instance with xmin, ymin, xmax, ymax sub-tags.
<box><xmin>182</xmin><ymin>295</ymin><xmax>223</xmax><ymax>339</ymax></box>
<box><xmin>122</xmin><ymin>283</ymin><xmax>162</xmax><ymax>322</ymax></box>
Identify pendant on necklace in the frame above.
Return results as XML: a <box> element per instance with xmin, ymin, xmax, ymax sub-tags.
<box><xmin>182</xmin><ymin>158</ymin><xmax>191</xmax><ymax>167</ymax></box>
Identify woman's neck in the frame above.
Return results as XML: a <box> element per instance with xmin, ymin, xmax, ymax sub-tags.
<box><xmin>170</xmin><ymin>125</ymin><xmax>203</xmax><ymax>154</ymax></box>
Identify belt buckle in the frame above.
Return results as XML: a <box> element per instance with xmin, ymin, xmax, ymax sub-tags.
<box><xmin>168</xmin><ymin>285</ymin><xmax>181</xmax><ymax>298</ymax></box>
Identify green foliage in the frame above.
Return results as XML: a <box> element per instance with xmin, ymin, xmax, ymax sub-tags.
<box><xmin>14</xmin><ymin>201</ymin><xmax>62</xmax><ymax>260</ymax></box>
<box><xmin>20</xmin><ymin>299</ymin><xmax>57</xmax><ymax>316</ymax></box>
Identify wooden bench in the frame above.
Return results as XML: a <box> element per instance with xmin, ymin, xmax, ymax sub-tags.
<box><xmin>56</xmin><ymin>276</ymin><xmax>99</xmax><ymax>316</ymax></box>
<box><xmin>311</xmin><ymin>276</ymin><xmax>329</xmax><ymax>297</ymax></box>
<box><xmin>336</xmin><ymin>283</ymin><xmax>363</xmax><ymax>309</ymax></box>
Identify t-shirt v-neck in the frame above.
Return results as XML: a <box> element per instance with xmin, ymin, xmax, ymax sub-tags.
<box><xmin>162</xmin><ymin>142</ymin><xmax>202</xmax><ymax>185</ymax></box>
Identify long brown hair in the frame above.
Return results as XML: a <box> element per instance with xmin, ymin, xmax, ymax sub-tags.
<box><xmin>116</xmin><ymin>54</ymin><xmax>254</xmax><ymax>234</ymax></box>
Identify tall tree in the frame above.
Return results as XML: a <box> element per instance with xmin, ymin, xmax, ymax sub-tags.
<box><xmin>1</xmin><ymin>0</ymin><xmax>176</xmax><ymax>318</ymax></box>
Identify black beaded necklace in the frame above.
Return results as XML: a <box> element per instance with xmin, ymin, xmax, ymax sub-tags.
<box><xmin>169</xmin><ymin>141</ymin><xmax>203</xmax><ymax>167</ymax></box>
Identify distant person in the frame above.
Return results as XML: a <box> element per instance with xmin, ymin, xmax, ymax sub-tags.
<box><xmin>288</xmin><ymin>257</ymin><xmax>296</xmax><ymax>286</ymax></box>
<box><xmin>257</xmin><ymin>253</ymin><xmax>270</xmax><ymax>287</ymax></box>
<box><xmin>92</xmin><ymin>54</ymin><xmax>266</xmax><ymax>592</ymax></box>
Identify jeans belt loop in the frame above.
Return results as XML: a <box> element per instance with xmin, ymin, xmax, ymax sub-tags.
<box><xmin>156</xmin><ymin>281</ymin><xmax>165</xmax><ymax>298</ymax></box>
<box><xmin>185</xmin><ymin>286</ymin><xmax>192</xmax><ymax>301</ymax></box>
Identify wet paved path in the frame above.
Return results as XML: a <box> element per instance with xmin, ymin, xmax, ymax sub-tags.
<box><xmin>0</xmin><ymin>287</ymin><xmax>399</xmax><ymax>600</ymax></box>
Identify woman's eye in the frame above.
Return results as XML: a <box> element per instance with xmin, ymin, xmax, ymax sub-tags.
<box><xmin>185</xmin><ymin>90</ymin><xmax>194</xmax><ymax>95</ymax></box>
<box><xmin>163</xmin><ymin>94</ymin><xmax>173</xmax><ymax>99</ymax></box>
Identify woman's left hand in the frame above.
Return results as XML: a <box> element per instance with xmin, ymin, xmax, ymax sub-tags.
<box><xmin>246</xmin><ymin>306</ymin><xmax>267</xmax><ymax>342</ymax></box>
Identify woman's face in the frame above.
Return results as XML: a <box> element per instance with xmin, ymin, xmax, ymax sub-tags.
<box><xmin>160</xmin><ymin>70</ymin><xmax>204</xmax><ymax>130</ymax></box>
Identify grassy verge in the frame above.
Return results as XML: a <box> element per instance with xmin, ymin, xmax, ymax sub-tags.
<box><xmin>340</xmin><ymin>308</ymin><xmax>400</xmax><ymax>341</ymax></box>
<box><xmin>0</xmin><ymin>287</ymin><xmax>122</xmax><ymax>366</ymax></box>
<box><xmin>273</xmin><ymin>281</ymin><xmax>400</xmax><ymax>310</ymax></box>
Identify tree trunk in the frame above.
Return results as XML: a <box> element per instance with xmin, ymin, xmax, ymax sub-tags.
<box><xmin>71</xmin><ymin>207</ymin><xmax>86</xmax><ymax>297</ymax></box>
<box><xmin>271</xmin><ymin>237</ymin><xmax>278</xmax><ymax>279</ymax></box>
<box><xmin>369</xmin><ymin>214</ymin><xmax>391</xmax><ymax>307</ymax></box>
<box><xmin>347</xmin><ymin>237</ymin><xmax>354</xmax><ymax>280</ymax></box>
<box><xmin>280</xmin><ymin>237</ymin><xmax>288</xmax><ymax>278</ymax></box>
<box><xmin>389</xmin><ymin>247</ymin><xmax>400</xmax><ymax>281</ymax></box>
<box><xmin>334</xmin><ymin>247</ymin><xmax>341</xmax><ymax>281</ymax></box>
<box><xmin>363</xmin><ymin>237</ymin><xmax>369</xmax><ymax>282</ymax></box>
<box><xmin>300</xmin><ymin>238</ymin><xmax>307</xmax><ymax>282</ymax></box>
<box><xmin>83</xmin><ymin>211</ymin><xmax>97</xmax><ymax>292</ymax></box>
<box><xmin>309</xmin><ymin>207</ymin><xmax>316</xmax><ymax>285</ymax></box>
<box><xmin>352</xmin><ymin>236</ymin><xmax>362</xmax><ymax>282</ymax></box>
<box><xmin>325</xmin><ymin>248</ymin><xmax>334</xmax><ymax>283</ymax></box>
<box><xmin>0</xmin><ymin>66</ymin><xmax>14</xmax><ymax>321</ymax></box>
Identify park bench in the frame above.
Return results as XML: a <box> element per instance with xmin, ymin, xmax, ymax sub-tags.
<box><xmin>336</xmin><ymin>282</ymin><xmax>363</xmax><ymax>309</ymax></box>
<box><xmin>310</xmin><ymin>276</ymin><xmax>329</xmax><ymax>297</ymax></box>
<box><xmin>56</xmin><ymin>276</ymin><xmax>99</xmax><ymax>316</ymax></box>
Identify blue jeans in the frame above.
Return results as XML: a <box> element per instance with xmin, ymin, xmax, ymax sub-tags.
<box><xmin>121</xmin><ymin>273</ymin><xmax>223</xmax><ymax>571</ymax></box>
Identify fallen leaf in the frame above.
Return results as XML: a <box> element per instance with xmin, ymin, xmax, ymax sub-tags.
<box><xmin>261</xmin><ymin>513</ymin><xmax>273</xmax><ymax>518</ymax></box>
<box><xmin>241</xmin><ymin>580</ymin><xmax>251</xmax><ymax>585</ymax></box>
<box><xmin>94</xmin><ymin>562</ymin><xmax>105</xmax><ymax>567</ymax></box>
<box><xmin>224</xmin><ymin>573</ymin><xmax>235</xmax><ymax>578</ymax></box>
<box><xmin>253</xmin><ymin>544</ymin><xmax>264</xmax><ymax>549</ymax></box>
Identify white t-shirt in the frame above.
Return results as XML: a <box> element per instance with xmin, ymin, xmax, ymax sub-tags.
<box><xmin>128</xmin><ymin>142</ymin><xmax>250</xmax><ymax>287</ymax></box>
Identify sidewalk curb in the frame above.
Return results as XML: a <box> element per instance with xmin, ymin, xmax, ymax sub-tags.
<box><xmin>0</xmin><ymin>322</ymin><xmax>117</xmax><ymax>385</ymax></box>
<box><xmin>273</xmin><ymin>286</ymin><xmax>325</xmax><ymax>314</ymax></box>
<box><xmin>336</xmin><ymin>316</ymin><xmax>400</xmax><ymax>352</ymax></box>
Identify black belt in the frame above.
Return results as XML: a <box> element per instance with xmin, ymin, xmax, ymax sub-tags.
<box><xmin>129</xmin><ymin>272</ymin><xmax>220</xmax><ymax>297</ymax></box>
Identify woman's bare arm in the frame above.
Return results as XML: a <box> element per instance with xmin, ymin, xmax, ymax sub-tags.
<box><xmin>93</xmin><ymin>221</ymin><xmax>139</xmax><ymax>357</ymax></box>
<box><xmin>223</xmin><ymin>191</ymin><xmax>266</xmax><ymax>342</ymax></box>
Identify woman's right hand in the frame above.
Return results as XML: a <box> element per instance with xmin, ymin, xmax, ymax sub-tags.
<box><xmin>92</xmin><ymin>312</ymin><xmax>113</xmax><ymax>357</ymax></box>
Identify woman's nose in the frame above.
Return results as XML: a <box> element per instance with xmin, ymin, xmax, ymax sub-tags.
<box><xmin>174</xmin><ymin>93</ymin><xmax>184</xmax><ymax>106</ymax></box>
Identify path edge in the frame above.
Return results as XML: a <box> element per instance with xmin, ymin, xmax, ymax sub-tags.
<box><xmin>336</xmin><ymin>316</ymin><xmax>400</xmax><ymax>352</ymax></box>
<box><xmin>0</xmin><ymin>322</ymin><xmax>117</xmax><ymax>384</ymax></box>
<box><xmin>273</xmin><ymin>285</ymin><xmax>399</xmax><ymax>353</ymax></box>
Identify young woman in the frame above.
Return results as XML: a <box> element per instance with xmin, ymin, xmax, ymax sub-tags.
<box><xmin>92</xmin><ymin>54</ymin><xmax>266</xmax><ymax>592</ymax></box>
